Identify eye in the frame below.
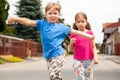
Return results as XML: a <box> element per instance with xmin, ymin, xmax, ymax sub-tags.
<box><xmin>77</xmin><ymin>21</ymin><xmax>80</xmax><ymax>23</ymax></box>
<box><xmin>54</xmin><ymin>12</ymin><xmax>58</xmax><ymax>15</ymax></box>
<box><xmin>48</xmin><ymin>13</ymin><xmax>52</xmax><ymax>15</ymax></box>
<box><xmin>81</xmin><ymin>21</ymin><xmax>85</xmax><ymax>23</ymax></box>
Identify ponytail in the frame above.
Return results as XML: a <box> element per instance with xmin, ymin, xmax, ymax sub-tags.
<box><xmin>86</xmin><ymin>22</ymin><xmax>91</xmax><ymax>30</ymax></box>
<box><xmin>73</xmin><ymin>23</ymin><xmax>78</xmax><ymax>30</ymax></box>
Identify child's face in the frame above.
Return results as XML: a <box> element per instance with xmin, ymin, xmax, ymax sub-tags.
<box><xmin>75</xmin><ymin>17</ymin><xmax>87</xmax><ymax>31</ymax></box>
<box><xmin>45</xmin><ymin>8</ymin><xmax>60</xmax><ymax>23</ymax></box>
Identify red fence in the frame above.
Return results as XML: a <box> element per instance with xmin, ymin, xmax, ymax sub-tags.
<box><xmin>115</xmin><ymin>43</ymin><xmax>120</xmax><ymax>55</ymax></box>
<box><xmin>0</xmin><ymin>35</ymin><xmax>42</xmax><ymax>58</ymax></box>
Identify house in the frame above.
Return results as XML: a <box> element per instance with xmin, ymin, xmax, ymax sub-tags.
<box><xmin>102</xmin><ymin>18</ymin><xmax>120</xmax><ymax>55</ymax></box>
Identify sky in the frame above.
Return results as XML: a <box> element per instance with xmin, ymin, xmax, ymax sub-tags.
<box><xmin>7</xmin><ymin>0</ymin><xmax>120</xmax><ymax>43</ymax></box>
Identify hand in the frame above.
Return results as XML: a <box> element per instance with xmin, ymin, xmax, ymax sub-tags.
<box><xmin>7</xmin><ymin>16</ymin><xmax>15</xmax><ymax>25</ymax></box>
<box><xmin>89</xmin><ymin>35</ymin><xmax>94</xmax><ymax>40</ymax></box>
<box><xmin>70</xmin><ymin>38</ymin><xmax>76</xmax><ymax>44</ymax></box>
<box><xmin>93</xmin><ymin>58</ymin><xmax>99</xmax><ymax>64</ymax></box>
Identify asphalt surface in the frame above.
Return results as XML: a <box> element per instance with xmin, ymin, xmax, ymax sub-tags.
<box><xmin>0</xmin><ymin>54</ymin><xmax>120</xmax><ymax>80</ymax></box>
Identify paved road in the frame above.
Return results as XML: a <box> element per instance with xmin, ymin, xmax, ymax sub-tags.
<box><xmin>0</xmin><ymin>54</ymin><xmax>120</xmax><ymax>80</ymax></box>
<box><xmin>94</xmin><ymin>54</ymin><xmax>120</xmax><ymax>80</ymax></box>
<box><xmin>0</xmin><ymin>56</ymin><xmax>75</xmax><ymax>80</ymax></box>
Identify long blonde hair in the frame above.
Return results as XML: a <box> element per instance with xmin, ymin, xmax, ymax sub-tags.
<box><xmin>73</xmin><ymin>12</ymin><xmax>91</xmax><ymax>30</ymax></box>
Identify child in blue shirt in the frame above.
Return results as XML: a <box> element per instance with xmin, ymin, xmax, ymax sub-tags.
<box><xmin>8</xmin><ymin>2</ymin><xmax>94</xmax><ymax>80</ymax></box>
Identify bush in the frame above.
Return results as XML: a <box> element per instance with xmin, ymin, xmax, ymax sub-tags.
<box><xmin>0</xmin><ymin>58</ymin><xmax>5</xmax><ymax>64</ymax></box>
<box><xmin>68</xmin><ymin>51</ymin><xmax>73</xmax><ymax>55</ymax></box>
<box><xmin>4</xmin><ymin>57</ymin><xmax>23</xmax><ymax>62</ymax></box>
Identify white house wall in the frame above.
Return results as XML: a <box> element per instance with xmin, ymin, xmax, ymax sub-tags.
<box><xmin>104</xmin><ymin>27</ymin><xmax>117</xmax><ymax>33</ymax></box>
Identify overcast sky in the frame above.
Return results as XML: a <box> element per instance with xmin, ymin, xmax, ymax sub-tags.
<box><xmin>7</xmin><ymin>0</ymin><xmax>120</xmax><ymax>43</ymax></box>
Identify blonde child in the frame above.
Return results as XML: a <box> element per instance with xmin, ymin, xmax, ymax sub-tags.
<box><xmin>69</xmin><ymin>12</ymin><xmax>99</xmax><ymax>80</ymax></box>
<box><xmin>7</xmin><ymin>2</ymin><xmax>94</xmax><ymax>80</ymax></box>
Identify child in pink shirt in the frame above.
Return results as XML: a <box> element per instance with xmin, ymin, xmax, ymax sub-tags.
<box><xmin>69</xmin><ymin>12</ymin><xmax>99</xmax><ymax>80</ymax></box>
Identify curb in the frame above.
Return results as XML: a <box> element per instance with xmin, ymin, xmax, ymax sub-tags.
<box><xmin>98</xmin><ymin>54</ymin><xmax>120</xmax><ymax>64</ymax></box>
<box><xmin>107</xmin><ymin>57</ymin><xmax>120</xmax><ymax>64</ymax></box>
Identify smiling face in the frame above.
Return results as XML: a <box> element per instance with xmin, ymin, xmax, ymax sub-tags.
<box><xmin>45</xmin><ymin>2</ymin><xmax>61</xmax><ymax>23</ymax></box>
<box><xmin>45</xmin><ymin>7</ymin><xmax>60</xmax><ymax>23</ymax></box>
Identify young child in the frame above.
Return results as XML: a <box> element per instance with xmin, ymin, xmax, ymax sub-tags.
<box><xmin>68</xmin><ymin>12</ymin><xmax>99</xmax><ymax>80</ymax></box>
<box><xmin>7</xmin><ymin>2</ymin><xmax>94</xmax><ymax>80</ymax></box>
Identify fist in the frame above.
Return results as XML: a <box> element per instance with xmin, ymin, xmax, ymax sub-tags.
<box><xmin>70</xmin><ymin>38</ymin><xmax>76</xmax><ymax>44</ymax></box>
<box><xmin>7</xmin><ymin>16</ymin><xmax>15</xmax><ymax>24</ymax></box>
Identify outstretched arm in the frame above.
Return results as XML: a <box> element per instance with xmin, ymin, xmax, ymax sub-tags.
<box><xmin>70</xmin><ymin>29</ymin><xmax>94</xmax><ymax>40</ymax></box>
<box><xmin>7</xmin><ymin>16</ymin><xmax>36</xmax><ymax>27</ymax></box>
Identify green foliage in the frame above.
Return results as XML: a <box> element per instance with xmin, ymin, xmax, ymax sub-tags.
<box><xmin>14</xmin><ymin>0</ymin><xmax>43</xmax><ymax>42</ymax></box>
<box><xmin>99</xmin><ymin>46</ymin><xmax>104</xmax><ymax>53</ymax></box>
<box><xmin>62</xmin><ymin>36</ymin><xmax>70</xmax><ymax>53</ymax></box>
<box><xmin>68</xmin><ymin>51</ymin><xmax>73</xmax><ymax>55</ymax></box>
<box><xmin>0</xmin><ymin>58</ymin><xmax>5</xmax><ymax>64</ymax></box>
<box><xmin>2</xmin><ymin>27</ymin><xmax>15</xmax><ymax>36</ymax></box>
<box><xmin>95</xmin><ymin>43</ymin><xmax>103</xmax><ymax>53</ymax></box>
<box><xmin>0</xmin><ymin>0</ymin><xmax>10</xmax><ymax>32</ymax></box>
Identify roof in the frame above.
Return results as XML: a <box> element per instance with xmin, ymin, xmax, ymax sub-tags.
<box><xmin>103</xmin><ymin>21</ymin><xmax>120</xmax><ymax>28</ymax></box>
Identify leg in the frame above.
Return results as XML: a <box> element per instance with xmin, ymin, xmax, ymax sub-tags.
<box><xmin>73</xmin><ymin>60</ymin><xmax>85</xmax><ymax>80</ymax></box>
<box><xmin>83</xmin><ymin>60</ymin><xmax>93</xmax><ymax>80</ymax></box>
<box><xmin>85</xmin><ymin>67</ymin><xmax>93</xmax><ymax>80</ymax></box>
<box><xmin>47</xmin><ymin>55</ymin><xmax>65</xmax><ymax>80</ymax></box>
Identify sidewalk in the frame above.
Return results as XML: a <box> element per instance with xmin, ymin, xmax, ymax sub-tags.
<box><xmin>98</xmin><ymin>54</ymin><xmax>120</xmax><ymax>64</ymax></box>
<box><xmin>26</xmin><ymin>54</ymin><xmax>120</xmax><ymax>64</ymax></box>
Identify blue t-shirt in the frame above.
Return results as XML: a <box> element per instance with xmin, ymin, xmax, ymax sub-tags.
<box><xmin>36</xmin><ymin>19</ymin><xmax>71</xmax><ymax>59</ymax></box>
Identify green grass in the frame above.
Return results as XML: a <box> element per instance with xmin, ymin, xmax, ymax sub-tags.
<box><xmin>0</xmin><ymin>58</ymin><xmax>5</xmax><ymax>64</ymax></box>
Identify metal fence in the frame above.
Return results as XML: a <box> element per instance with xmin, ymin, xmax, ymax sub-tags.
<box><xmin>0</xmin><ymin>35</ymin><xmax>42</xmax><ymax>58</ymax></box>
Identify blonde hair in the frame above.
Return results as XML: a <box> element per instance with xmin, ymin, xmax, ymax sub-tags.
<box><xmin>45</xmin><ymin>2</ymin><xmax>61</xmax><ymax>13</ymax></box>
<box><xmin>73</xmin><ymin>12</ymin><xmax>91</xmax><ymax>30</ymax></box>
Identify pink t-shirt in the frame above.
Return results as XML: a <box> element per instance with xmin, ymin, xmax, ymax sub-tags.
<box><xmin>70</xmin><ymin>30</ymin><xmax>94</xmax><ymax>60</ymax></box>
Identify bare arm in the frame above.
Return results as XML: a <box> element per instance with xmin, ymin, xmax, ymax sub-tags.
<box><xmin>69</xmin><ymin>29</ymin><xmax>94</xmax><ymax>40</ymax></box>
<box><xmin>92</xmin><ymin>40</ymin><xmax>99</xmax><ymax>64</ymax></box>
<box><xmin>7</xmin><ymin>16</ymin><xmax>36</xmax><ymax>27</ymax></box>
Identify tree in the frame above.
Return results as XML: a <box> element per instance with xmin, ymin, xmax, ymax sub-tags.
<box><xmin>0</xmin><ymin>0</ymin><xmax>9</xmax><ymax>32</ymax></box>
<box><xmin>14</xmin><ymin>0</ymin><xmax>43</xmax><ymax>42</ymax></box>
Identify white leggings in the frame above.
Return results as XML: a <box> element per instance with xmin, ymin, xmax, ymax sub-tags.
<box><xmin>47</xmin><ymin>55</ymin><xmax>65</xmax><ymax>80</ymax></box>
